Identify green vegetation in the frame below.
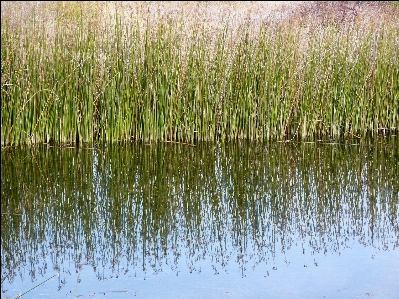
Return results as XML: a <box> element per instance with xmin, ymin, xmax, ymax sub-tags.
<box><xmin>1</xmin><ymin>2</ymin><xmax>398</xmax><ymax>146</ymax></box>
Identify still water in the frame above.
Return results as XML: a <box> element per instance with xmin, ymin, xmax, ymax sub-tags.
<box><xmin>1</xmin><ymin>138</ymin><xmax>398</xmax><ymax>299</ymax></box>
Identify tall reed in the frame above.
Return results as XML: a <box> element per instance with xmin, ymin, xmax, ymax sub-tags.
<box><xmin>1</xmin><ymin>2</ymin><xmax>398</xmax><ymax>146</ymax></box>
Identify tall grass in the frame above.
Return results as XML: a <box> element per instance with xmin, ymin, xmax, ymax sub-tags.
<box><xmin>1</xmin><ymin>1</ymin><xmax>398</xmax><ymax>146</ymax></box>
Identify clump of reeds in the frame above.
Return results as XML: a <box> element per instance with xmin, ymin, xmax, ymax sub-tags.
<box><xmin>1</xmin><ymin>1</ymin><xmax>398</xmax><ymax>146</ymax></box>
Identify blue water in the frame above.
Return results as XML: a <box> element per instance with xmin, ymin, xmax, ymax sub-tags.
<box><xmin>3</xmin><ymin>232</ymin><xmax>398</xmax><ymax>299</ymax></box>
<box><xmin>2</xmin><ymin>141</ymin><xmax>398</xmax><ymax>299</ymax></box>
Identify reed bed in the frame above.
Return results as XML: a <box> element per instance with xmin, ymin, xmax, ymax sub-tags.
<box><xmin>1</xmin><ymin>1</ymin><xmax>398</xmax><ymax>145</ymax></box>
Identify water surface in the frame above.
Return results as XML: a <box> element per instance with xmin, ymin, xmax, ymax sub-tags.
<box><xmin>1</xmin><ymin>138</ymin><xmax>398</xmax><ymax>298</ymax></box>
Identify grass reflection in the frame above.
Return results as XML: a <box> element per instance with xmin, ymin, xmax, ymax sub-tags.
<box><xmin>1</xmin><ymin>138</ymin><xmax>398</xmax><ymax>288</ymax></box>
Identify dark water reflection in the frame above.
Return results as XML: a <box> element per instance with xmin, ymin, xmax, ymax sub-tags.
<box><xmin>1</xmin><ymin>138</ymin><xmax>399</xmax><ymax>298</ymax></box>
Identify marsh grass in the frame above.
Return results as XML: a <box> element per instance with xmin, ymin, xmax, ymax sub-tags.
<box><xmin>1</xmin><ymin>1</ymin><xmax>398</xmax><ymax>146</ymax></box>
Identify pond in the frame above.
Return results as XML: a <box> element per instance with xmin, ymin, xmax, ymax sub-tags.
<box><xmin>1</xmin><ymin>137</ymin><xmax>398</xmax><ymax>299</ymax></box>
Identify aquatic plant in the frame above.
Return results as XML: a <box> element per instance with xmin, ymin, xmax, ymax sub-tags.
<box><xmin>1</xmin><ymin>1</ymin><xmax>398</xmax><ymax>145</ymax></box>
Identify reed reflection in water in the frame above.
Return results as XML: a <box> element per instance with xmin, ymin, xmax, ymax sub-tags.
<box><xmin>1</xmin><ymin>138</ymin><xmax>398</xmax><ymax>298</ymax></box>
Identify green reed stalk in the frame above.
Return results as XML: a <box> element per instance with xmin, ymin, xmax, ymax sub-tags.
<box><xmin>1</xmin><ymin>3</ymin><xmax>398</xmax><ymax>146</ymax></box>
